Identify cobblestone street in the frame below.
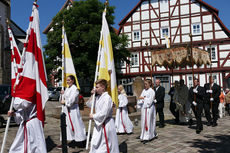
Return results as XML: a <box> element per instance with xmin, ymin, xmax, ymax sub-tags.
<box><xmin>1</xmin><ymin>101</ymin><xmax>230</xmax><ymax>153</ymax></box>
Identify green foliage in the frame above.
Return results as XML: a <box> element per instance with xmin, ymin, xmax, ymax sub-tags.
<box><xmin>44</xmin><ymin>0</ymin><xmax>130</xmax><ymax>85</ymax></box>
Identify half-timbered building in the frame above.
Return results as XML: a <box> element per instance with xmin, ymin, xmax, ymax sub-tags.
<box><xmin>117</xmin><ymin>0</ymin><xmax>230</xmax><ymax>98</ymax></box>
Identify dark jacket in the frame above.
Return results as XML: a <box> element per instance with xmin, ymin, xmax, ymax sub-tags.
<box><xmin>154</xmin><ymin>86</ymin><xmax>165</xmax><ymax>108</ymax></box>
<box><xmin>168</xmin><ymin>87</ymin><xmax>175</xmax><ymax>103</ymax></box>
<box><xmin>204</xmin><ymin>83</ymin><xmax>221</xmax><ymax>103</ymax></box>
<box><xmin>188</xmin><ymin>86</ymin><xmax>205</xmax><ymax>104</ymax></box>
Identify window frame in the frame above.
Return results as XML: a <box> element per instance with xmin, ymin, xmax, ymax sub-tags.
<box><xmin>192</xmin><ymin>23</ymin><xmax>202</xmax><ymax>35</ymax></box>
<box><xmin>161</xmin><ymin>27</ymin><xmax>170</xmax><ymax>38</ymax></box>
<box><xmin>131</xmin><ymin>52</ymin><xmax>139</xmax><ymax>66</ymax></box>
<box><xmin>132</xmin><ymin>30</ymin><xmax>141</xmax><ymax>41</ymax></box>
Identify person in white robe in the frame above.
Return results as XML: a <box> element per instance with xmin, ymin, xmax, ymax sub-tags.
<box><xmin>87</xmin><ymin>79</ymin><xmax>119</xmax><ymax>153</ymax></box>
<box><xmin>137</xmin><ymin>79</ymin><xmax>157</xmax><ymax>144</ymax></box>
<box><xmin>8</xmin><ymin>98</ymin><xmax>47</xmax><ymax>153</ymax></box>
<box><xmin>59</xmin><ymin>75</ymin><xmax>86</xmax><ymax>148</ymax></box>
<box><xmin>115</xmin><ymin>85</ymin><xmax>133</xmax><ymax>134</ymax></box>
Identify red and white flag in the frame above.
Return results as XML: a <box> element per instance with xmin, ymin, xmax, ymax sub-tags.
<box><xmin>14</xmin><ymin>3</ymin><xmax>48</xmax><ymax>123</ymax></box>
<box><xmin>8</xmin><ymin>26</ymin><xmax>23</xmax><ymax>97</ymax></box>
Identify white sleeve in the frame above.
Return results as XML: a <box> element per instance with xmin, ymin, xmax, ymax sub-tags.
<box><xmin>65</xmin><ymin>88</ymin><xmax>79</xmax><ymax>107</ymax></box>
<box><xmin>143</xmin><ymin>89</ymin><xmax>155</xmax><ymax>108</ymax></box>
<box><xmin>13</xmin><ymin>97</ymin><xmax>32</xmax><ymax>110</ymax></box>
<box><xmin>118</xmin><ymin>94</ymin><xmax>128</xmax><ymax>107</ymax></box>
<box><xmin>93</xmin><ymin>97</ymin><xmax>113</xmax><ymax>127</ymax></box>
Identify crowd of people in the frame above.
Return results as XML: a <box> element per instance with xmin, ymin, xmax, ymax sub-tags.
<box><xmin>7</xmin><ymin>75</ymin><xmax>230</xmax><ymax>153</ymax></box>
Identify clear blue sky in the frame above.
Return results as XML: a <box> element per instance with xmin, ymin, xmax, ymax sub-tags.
<box><xmin>11</xmin><ymin>0</ymin><xmax>230</xmax><ymax>47</ymax></box>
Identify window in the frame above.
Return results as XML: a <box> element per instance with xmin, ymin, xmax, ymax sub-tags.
<box><xmin>161</xmin><ymin>27</ymin><xmax>169</xmax><ymax>38</ymax></box>
<box><xmin>192</xmin><ymin>23</ymin><xmax>201</xmax><ymax>35</ymax></box>
<box><xmin>206</xmin><ymin>46</ymin><xmax>217</xmax><ymax>61</ymax></box>
<box><xmin>133</xmin><ymin>31</ymin><xmax>140</xmax><ymax>41</ymax></box>
<box><xmin>188</xmin><ymin>76</ymin><xmax>193</xmax><ymax>88</ymax></box>
<box><xmin>131</xmin><ymin>53</ymin><xmax>139</xmax><ymax>66</ymax></box>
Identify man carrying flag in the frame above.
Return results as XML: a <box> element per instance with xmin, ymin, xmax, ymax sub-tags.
<box><xmin>7</xmin><ymin>2</ymin><xmax>48</xmax><ymax>153</ymax></box>
<box><xmin>86</xmin><ymin>2</ymin><xmax>119</xmax><ymax>152</ymax></box>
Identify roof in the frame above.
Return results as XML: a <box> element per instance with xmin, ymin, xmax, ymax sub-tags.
<box><xmin>118</xmin><ymin>0</ymin><xmax>230</xmax><ymax>37</ymax></box>
<box><xmin>9</xmin><ymin>20</ymin><xmax>26</xmax><ymax>38</ymax></box>
<box><xmin>43</xmin><ymin>0</ymin><xmax>74</xmax><ymax>34</ymax></box>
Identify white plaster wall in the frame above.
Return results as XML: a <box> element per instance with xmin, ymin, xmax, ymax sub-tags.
<box><xmin>151</xmin><ymin>10</ymin><xmax>158</xmax><ymax>19</ymax></box>
<box><xmin>142</xmin><ymin>11</ymin><xmax>149</xmax><ymax>20</ymax></box>
<box><xmin>124</xmin><ymin>26</ymin><xmax>131</xmax><ymax>33</ymax></box>
<box><xmin>171</xmin><ymin>20</ymin><xmax>179</xmax><ymax>27</ymax></box>
<box><xmin>182</xmin><ymin>35</ymin><xmax>190</xmax><ymax>42</ymax></box>
<box><xmin>204</xmin><ymin>33</ymin><xmax>213</xmax><ymax>40</ymax></box>
<box><xmin>201</xmin><ymin>7</ymin><xmax>208</xmax><ymax>12</ymax></box>
<box><xmin>156</xmin><ymin>66</ymin><xmax>166</xmax><ymax>71</ymax></box>
<box><xmin>191</xmin><ymin>17</ymin><xmax>201</xmax><ymax>23</ymax></box>
<box><xmin>142</xmin><ymin>23</ymin><xmax>149</xmax><ymax>30</ymax></box>
<box><xmin>151</xmin><ymin>0</ymin><xmax>159</xmax><ymax>8</ymax></box>
<box><xmin>127</xmin><ymin>41</ymin><xmax>131</xmax><ymax>48</ymax></box>
<box><xmin>127</xmin><ymin>18</ymin><xmax>131</xmax><ymax>22</ymax></box>
<box><xmin>151</xmin><ymin>30</ymin><xmax>159</xmax><ymax>37</ymax></box>
<box><xmin>142</xmin><ymin>31</ymin><xmax>150</xmax><ymax>38</ymax></box>
<box><xmin>151</xmin><ymin>22</ymin><xmax>159</xmax><ymax>29</ymax></box>
<box><xmin>199</xmin><ymin>74</ymin><xmax>206</xmax><ymax>86</ymax></box>
<box><xmin>215</xmin><ymin>23</ymin><xmax>222</xmax><ymax>30</ymax></box>
<box><xmin>191</xmin><ymin>3</ymin><xmax>200</xmax><ymax>13</ymax></box>
<box><xmin>133</xmin><ymin>24</ymin><xmax>140</xmax><ymax>30</ymax></box>
<box><xmin>193</xmin><ymin>36</ymin><xmax>202</xmax><ymax>41</ymax></box>
<box><xmin>141</xmin><ymin>1</ymin><xmax>149</xmax><ymax>10</ymax></box>
<box><xmin>181</xmin><ymin>0</ymin><xmax>189</xmax><ymax>4</ymax></box>
<box><xmin>174</xmin><ymin>36</ymin><xmax>180</xmax><ymax>43</ymax></box>
<box><xmin>212</xmin><ymin>63</ymin><xmax>218</xmax><ymax>68</ymax></box>
<box><xmin>171</xmin><ymin>27</ymin><xmax>177</xmax><ymax>35</ymax></box>
<box><xmin>181</xmin><ymin>26</ymin><xmax>190</xmax><ymax>34</ymax></box>
<box><xmin>127</xmin><ymin>33</ymin><xmax>132</xmax><ymax>40</ymax></box>
<box><xmin>215</xmin><ymin>31</ymin><xmax>228</xmax><ymax>39</ymax></box>
<box><xmin>133</xmin><ymin>12</ymin><xmax>140</xmax><ymax>21</ymax></box>
<box><xmin>181</xmin><ymin>5</ymin><xmax>189</xmax><ymax>15</ymax></box>
<box><xmin>161</xmin><ymin>21</ymin><xmax>169</xmax><ymax>27</ymax></box>
<box><xmin>203</xmin><ymin>24</ymin><xmax>212</xmax><ymax>32</ymax></box>
<box><xmin>171</xmin><ymin>7</ymin><xmax>179</xmax><ymax>16</ymax></box>
<box><xmin>133</xmin><ymin>42</ymin><xmax>141</xmax><ymax>47</ymax></box>
<box><xmin>181</xmin><ymin>18</ymin><xmax>190</xmax><ymax>26</ymax></box>
<box><xmin>202</xmin><ymin>15</ymin><xmax>212</xmax><ymax>23</ymax></box>
<box><xmin>130</xmin><ymin>68</ymin><xmax>139</xmax><ymax>73</ymax></box>
<box><xmin>219</xmin><ymin>44</ymin><xmax>230</xmax><ymax>50</ymax></box>
<box><xmin>170</xmin><ymin>0</ymin><xmax>177</xmax><ymax>6</ymax></box>
<box><xmin>223</xmin><ymin>60</ymin><xmax>230</xmax><ymax>67</ymax></box>
<box><xmin>152</xmin><ymin>38</ymin><xmax>159</xmax><ymax>45</ymax></box>
<box><xmin>219</xmin><ymin>52</ymin><xmax>229</xmax><ymax>59</ymax></box>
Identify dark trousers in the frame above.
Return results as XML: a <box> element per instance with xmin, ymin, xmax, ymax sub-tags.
<box><xmin>226</xmin><ymin>104</ymin><xmax>230</xmax><ymax>115</ymax></box>
<box><xmin>192</xmin><ymin>103</ymin><xmax>203</xmax><ymax>131</ymax></box>
<box><xmin>211</xmin><ymin>102</ymin><xmax>219</xmax><ymax>123</ymax></box>
<box><xmin>169</xmin><ymin>102</ymin><xmax>179</xmax><ymax>122</ymax></box>
<box><xmin>156</xmin><ymin>107</ymin><xmax>165</xmax><ymax>126</ymax></box>
<box><xmin>203</xmin><ymin>102</ymin><xmax>212</xmax><ymax>123</ymax></box>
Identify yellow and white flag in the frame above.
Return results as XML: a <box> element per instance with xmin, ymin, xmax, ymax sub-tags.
<box><xmin>98</xmin><ymin>9</ymin><xmax>118</xmax><ymax>106</ymax></box>
<box><xmin>62</xmin><ymin>25</ymin><xmax>80</xmax><ymax>89</ymax></box>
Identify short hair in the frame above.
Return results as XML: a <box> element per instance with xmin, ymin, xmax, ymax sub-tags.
<box><xmin>194</xmin><ymin>78</ymin><xmax>199</xmax><ymax>82</ymax></box>
<box><xmin>96</xmin><ymin>79</ymin><xmax>107</xmax><ymax>89</ymax></box>
<box><xmin>145</xmin><ymin>79</ymin><xmax>152</xmax><ymax>87</ymax></box>
<box><xmin>118</xmin><ymin>85</ymin><xmax>127</xmax><ymax>95</ymax></box>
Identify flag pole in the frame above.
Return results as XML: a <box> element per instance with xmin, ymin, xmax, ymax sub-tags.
<box><xmin>85</xmin><ymin>24</ymin><xmax>103</xmax><ymax>151</ymax></box>
<box><xmin>1</xmin><ymin>2</ymin><xmax>36</xmax><ymax>152</ymax></box>
<box><xmin>0</xmin><ymin>19</ymin><xmax>17</xmax><ymax>153</ymax></box>
<box><xmin>60</xmin><ymin>21</ymin><xmax>68</xmax><ymax>153</ymax></box>
<box><xmin>86</xmin><ymin>1</ymin><xmax>109</xmax><ymax>148</ymax></box>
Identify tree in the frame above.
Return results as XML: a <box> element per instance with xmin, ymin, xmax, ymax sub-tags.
<box><xmin>44</xmin><ymin>0</ymin><xmax>130</xmax><ymax>87</ymax></box>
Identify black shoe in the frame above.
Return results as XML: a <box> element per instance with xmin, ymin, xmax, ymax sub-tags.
<box><xmin>159</xmin><ymin>124</ymin><xmax>165</xmax><ymax>128</ymax></box>
<box><xmin>136</xmin><ymin>136</ymin><xmax>140</xmax><ymax>139</ymax></box>
<box><xmin>212</xmin><ymin>122</ymin><xmax>218</xmax><ymax>127</ymax></box>
<box><xmin>142</xmin><ymin>140</ymin><xmax>149</xmax><ymax>144</ymax></box>
<box><xmin>196</xmin><ymin>130</ymin><xmax>201</xmax><ymax>134</ymax></box>
<box><xmin>207</xmin><ymin>122</ymin><xmax>212</xmax><ymax>126</ymax></box>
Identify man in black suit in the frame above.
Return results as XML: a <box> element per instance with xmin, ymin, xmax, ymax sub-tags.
<box><xmin>168</xmin><ymin>81</ymin><xmax>179</xmax><ymax>124</ymax></box>
<box><xmin>154</xmin><ymin>79</ymin><xmax>165</xmax><ymax>128</ymax></box>
<box><xmin>188</xmin><ymin>78</ymin><xmax>205</xmax><ymax>134</ymax></box>
<box><xmin>204</xmin><ymin>76</ymin><xmax>221</xmax><ymax>127</ymax></box>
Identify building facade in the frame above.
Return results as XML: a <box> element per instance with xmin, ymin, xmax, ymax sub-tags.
<box><xmin>0</xmin><ymin>0</ymin><xmax>26</xmax><ymax>85</ymax></box>
<box><xmin>117</xmin><ymin>0</ymin><xmax>230</xmax><ymax>98</ymax></box>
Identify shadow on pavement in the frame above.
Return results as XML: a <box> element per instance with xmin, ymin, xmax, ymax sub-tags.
<box><xmin>119</xmin><ymin>139</ymin><xmax>128</xmax><ymax>153</ymax></box>
<box><xmin>186</xmin><ymin>134</ymin><xmax>230</xmax><ymax>153</ymax></box>
<box><xmin>46</xmin><ymin>136</ymin><xmax>57</xmax><ymax>152</ymax></box>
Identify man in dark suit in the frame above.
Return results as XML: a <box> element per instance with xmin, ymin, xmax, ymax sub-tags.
<box><xmin>154</xmin><ymin>79</ymin><xmax>165</xmax><ymax>128</ymax></box>
<box><xmin>168</xmin><ymin>81</ymin><xmax>179</xmax><ymax>124</ymax></box>
<box><xmin>204</xmin><ymin>76</ymin><xmax>221</xmax><ymax>127</ymax></box>
<box><xmin>188</xmin><ymin>78</ymin><xmax>205</xmax><ymax>134</ymax></box>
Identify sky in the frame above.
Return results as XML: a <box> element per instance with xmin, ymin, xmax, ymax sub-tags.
<box><xmin>11</xmin><ymin>0</ymin><xmax>230</xmax><ymax>47</ymax></box>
